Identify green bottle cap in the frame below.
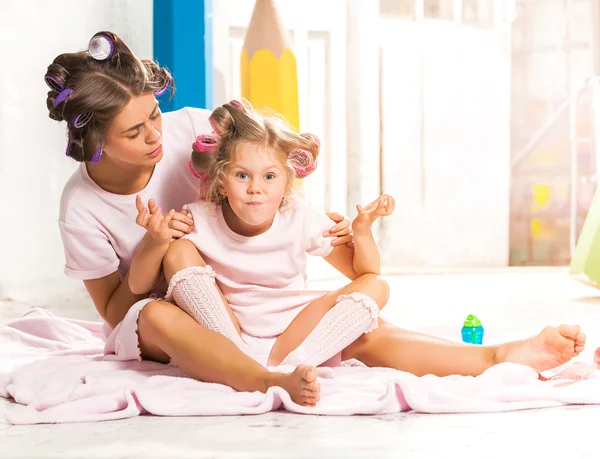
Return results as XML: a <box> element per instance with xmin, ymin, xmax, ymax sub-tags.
<box><xmin>463</xmin><ymin>314</ymin><xmax>482</xmax><ymax>327</ymax></box>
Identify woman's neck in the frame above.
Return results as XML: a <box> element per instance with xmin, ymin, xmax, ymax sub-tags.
<box><xmin>86</xmin><ymin>159</ymin><xmax>155</xmax><ymax>195</ymax></box>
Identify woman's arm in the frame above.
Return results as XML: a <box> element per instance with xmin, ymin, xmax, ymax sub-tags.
<box><xmin>84</xmin><ymin>272</ymin><xmax>145</xmax><ymax>328</ymax></box>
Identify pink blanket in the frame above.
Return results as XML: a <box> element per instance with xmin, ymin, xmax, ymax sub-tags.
<box><xmin>1</xmin><ymin>308</ymin><xmax>599</xmax><ymax>424</ymax></box>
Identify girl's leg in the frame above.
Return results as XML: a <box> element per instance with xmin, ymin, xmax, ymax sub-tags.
<box><xmin>136</xmin><ymin>300</ymin><xmax>321</xmax><ymax>406</ymax></box>
<box><xmin>341</xmin><ymin>320</ymin><xmax>587</xmax><ymax>376</ymax></box>
<box><xmin>267</xmin><ymin>274</ymin><xmax>390</xmax><ymax>366</ymax></box>
<box><xmin>162</xmin><ymin>240</ymin><xmax>247</xmax><ymax>352</ymax></box>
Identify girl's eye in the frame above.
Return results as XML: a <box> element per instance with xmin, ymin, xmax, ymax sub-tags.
<box><xmin>265</xmin><ymin>173</ymin><xmax>276</xmax><ymax>180</ymax></box>
<box><xmin>151</xmin><ymin>111</ymin><xmax>161</xmax><ymax>120</ymax></box>
<box><xmin>236</xmin><ymin>172</ymin><xmax>248</xmax><ymax>179</ymax></box>
<box><xmin>128</xmin><ymin>133</ymin><xmax>140</xmax><ymax>140</ymax></box>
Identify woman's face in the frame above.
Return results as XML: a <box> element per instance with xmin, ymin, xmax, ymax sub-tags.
<box><xmin>103</xmin><ymin>93</ymin><xmax>164</xmax><ymax>165</ymax></box>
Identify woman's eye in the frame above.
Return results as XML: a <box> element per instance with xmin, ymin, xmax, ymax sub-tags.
<box><xmin>128</xmin><ymin>133</ymin><xmax>140</xmax><ymax>140</ymax></box>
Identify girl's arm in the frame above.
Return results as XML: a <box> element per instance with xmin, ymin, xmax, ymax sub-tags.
<box><xmin>128</xmin><ymin>196</ymin><xmax>175</xmax><ymax>295</ymax></box>
<box><xmin>84</xmin><ymin>199</ymin><xmax>194</xmax><ymax>328</ymax></box>
<box><xmin>323</xmin><ymin>195</ymin><xmax>395</xmax><ymax>279</ymax></box>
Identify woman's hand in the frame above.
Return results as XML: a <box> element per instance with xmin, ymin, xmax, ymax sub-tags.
<box><xmin>140</xmin><ymin>197</ymin><xmax>194</xmax><ymax>239</ymax></box>
<box><xmin>325</xmin><ymin>212</ymin><xmax>354</xmax><ymax>248</ymax></box>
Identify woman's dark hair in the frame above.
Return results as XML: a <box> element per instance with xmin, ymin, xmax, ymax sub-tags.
<box><xmin>44</xmin><ymin>31</ymin><xmax>173</xmax><ymax>162</ymax></box>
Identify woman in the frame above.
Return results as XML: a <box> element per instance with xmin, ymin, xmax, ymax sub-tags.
<box><xmin>47</xmin><ymin>31</ymin><xmax>585</xmax><ymax>404</ymax></box>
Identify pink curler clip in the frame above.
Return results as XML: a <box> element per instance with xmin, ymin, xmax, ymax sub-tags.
<box><xmin>194</xmin><ymin>134</ymin><xmax>217</xmax><ymax>152</ymax></box>
<box><xmin>289</xmin><ymin>149</ymin><xmax>317</xmax><ymax>178</ymax></box>
<box><xmin>231</xmin><ymin>100</ymin><xmax>244</xmax><ymax>109</ymax></box>
<box><xmin>188</xmin><ymin>160</ymin><xmax>202</xmax><ymax>179</ymax></box>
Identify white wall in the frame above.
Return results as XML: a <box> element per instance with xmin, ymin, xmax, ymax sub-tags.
<box><xmin>0</xmin><ymin>0</ymin><xmax>153</xmax><ymax>287</ymax></box>
<box><xmin>378</xmin><ymin>18</ymin><xmax>512</xmax><ymax>268</ymax></box>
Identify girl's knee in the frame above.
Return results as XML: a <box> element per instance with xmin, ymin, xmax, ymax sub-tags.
<box><xmin>357</xmin><ymin>274</ymin><xmax>390</xmax><ymax>309</ymax></box>
<box><xmin>163</xmin><ymin>239</ymin><xmax>206</xmax><ymax>280</ymax></box>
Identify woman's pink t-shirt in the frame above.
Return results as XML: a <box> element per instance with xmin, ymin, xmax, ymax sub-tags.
<box><xmin>58</xmin><ymin>107</ymin><xmax>211</xmax><ymax>290</ymax></box>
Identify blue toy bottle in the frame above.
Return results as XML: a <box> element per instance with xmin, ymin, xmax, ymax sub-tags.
<box><xmin>461</xmin><ymin>314</ymin><xmax>484</xmax><ymax>345</ymax></box>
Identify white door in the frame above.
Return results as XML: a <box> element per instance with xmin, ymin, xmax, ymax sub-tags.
<box><xmin>212</xmin><ymin>0</ymin><xmax>348</xmax><ymax>279</ymax></box>
<box><xmin>378</xmin><ymin>17</ymin><xmax>512</xmax><ymax>268</ymax></box>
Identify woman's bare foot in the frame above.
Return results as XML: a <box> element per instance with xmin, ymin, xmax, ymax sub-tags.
<box><xmin>496</xmin><ymin>325</ymin><xmax>586</xmax><ymax>372</ymax></box>
<box><xmin>266</xmin><ymin>365</ymin><xmax>320</xmax><ymax>406</ymax></box>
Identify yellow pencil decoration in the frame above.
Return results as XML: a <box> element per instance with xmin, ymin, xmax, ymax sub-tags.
<box><xmin>241</xmin><ymin>0</ymin><xmax>299</xmax><ymax>131</ymax></box>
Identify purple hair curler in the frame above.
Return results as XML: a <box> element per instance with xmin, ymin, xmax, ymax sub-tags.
<box><xmin>90</xmin><ymin>146</ymin><xmax>102</xmax><ymax>164</ymax></box>
<box><xmin>154</xmin><ymin>77</ymin><xmax>172</xmax><ymax>97</ymax></box>
<box><xmin>45</xmin><ymin>74</ymin><xmax>64</xmax><ymax>92</ymax></box>
<box><xmin>53</xmin><ymin>88</ymin><xmax>74</xmax><ymax>108</ymax></box>
<box><xmin>71</xmin><ymin>112</ymin><xmax>93</xmax><ymax>129</ymax></box>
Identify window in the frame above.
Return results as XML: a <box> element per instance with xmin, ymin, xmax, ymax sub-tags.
<box><xmin>424</xmin><ymin>0</ymin><xmax>454</xmax><ymax>20</ymax></box>
<box><xmin>379</xmin><ymin>0</ymin><xmax>415</xmax><ymax>19</ymax></box>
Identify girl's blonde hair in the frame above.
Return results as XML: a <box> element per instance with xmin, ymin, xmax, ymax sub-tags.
<box><xmin>190</xmin><ymin>99</ymin><xmax>320</xmax><ymax>204</ymax></box>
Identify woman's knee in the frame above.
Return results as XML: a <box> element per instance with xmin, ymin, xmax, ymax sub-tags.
<box><xmin>137</xmin><ymin>301</ymin><xmax>180</xmax><ymax>362</ymax></box>
<box><xmin>163</xmin><ymin>239</ymin><xmax>206</xmax><ymax>281</ymax></box>
<box><xmin>138</xmin><ymin>300</ymin><xmax>180</xmax><ymax>337</ymax></box>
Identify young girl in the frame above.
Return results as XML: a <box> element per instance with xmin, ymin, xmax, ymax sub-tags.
<box><xmin>130</xmin><ymin>100</ymin><xmax>395</xmax><ymax>381</ymax></box>
<box><xmin>49</xmin><ymin>31</ymin><xmax>354</xmax><ymax>408</ymax></box>
<box><xmin>130</xmin><ymin>100</ymin><xmax>587</xmax><ymax>407</ymax></box>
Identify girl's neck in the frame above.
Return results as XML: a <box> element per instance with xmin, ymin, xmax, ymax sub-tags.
<box><xmin>86</xmin><ymin>158</ymin><xmax>155</xmax><ymax>195</ymax></box>
<box><xmin>221</xmin><ymin>202</ymin><xmax>275</xmax><ymax>237</ymax></box>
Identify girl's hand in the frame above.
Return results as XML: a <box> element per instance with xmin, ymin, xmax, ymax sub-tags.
<box><xmin>135</xmin><ymin>196</ymin><xmax>175</xmax><ymax>245</ymax></box>
<box><xmin>352</xmin><ymin>194</ymin><xmax>395</xmax><ymax>230</ymax></box>
<box><xmin>325</xmin><ymin>212</ymin><xmax>354</xmax><ymax>248</ymax></box>
<box><xmin>143</xmin><ymin>198</ymin><xmax>194</xmax><ymax>239</ymax></box>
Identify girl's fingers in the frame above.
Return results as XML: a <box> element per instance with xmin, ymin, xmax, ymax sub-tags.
<box><xmin>136</xmin><ymin>207</ymin><xmax>148</xmax><ymax>227</ymax></box>
<box><xmin>148</xmin><ymin>207</ymin><xmax>163</xmax><ymax>228</ymax></box>
<box><xmin>135</xmin><ymin>195</ymin><xmax>144</xmax><ymax>213</ymax></box>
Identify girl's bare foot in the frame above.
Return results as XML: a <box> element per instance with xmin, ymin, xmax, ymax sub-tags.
<box><xmin>496</xmin><ymin>325</ymin><xmax>586</xmax><ymax>372</ymax></box>
<box><xmin>266</xmin><ymin>365</ymin><xmax>320</xmax><ymax>406</ymax></box>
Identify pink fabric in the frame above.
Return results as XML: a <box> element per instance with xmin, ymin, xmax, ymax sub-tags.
<box><xmin>182</xmin><ymin>200</ymin><xmax>335</xmax><ymax>337</ymax></box>
<box><xmin>58</xmin><ymin>107</ymin><xmax>212</xmax><ymax>291</ymax></box>
<box><xmin>102</xmin><ymin>298</ymin><xmax>155</xmax><ymax>361</ymax></box>
<box><xmin>2</xmin><ymin>308</ymin><xmax>600</xmax><ymax>424</ymax></box>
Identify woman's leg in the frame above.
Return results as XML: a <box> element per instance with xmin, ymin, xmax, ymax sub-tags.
<box><xmin>341</xmin><ymin>319</ymin><xmax>587</xmax><ymax>376</ymax></box>
<box><xmin>267</xmin><ymin>274</ymin><xmax>390</xmax><ymax>366</ymax></box>
<box><xmin>136</xmin><ymin>300</ymin><xmax>321</xmax><ymax>406</ymax></box>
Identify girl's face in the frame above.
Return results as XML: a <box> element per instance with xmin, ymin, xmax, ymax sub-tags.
<box><xmin>103</xmin><ymin>93</ymin><xmax>164</xmax><ymax>166</ymax></box>
<box><xmin>221</xmin><ymin>142</ymin><xmax>289</xmax><ymax>236</ymax></box>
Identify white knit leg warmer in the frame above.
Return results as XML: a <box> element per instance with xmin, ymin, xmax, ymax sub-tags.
<box><xmin>165</xmin><ymin>265</ymin><xmax>250</xmax><ymax>353</ymax></box>
<box><xmin>280</xmin><ymin>292</ymin><xmax>380</xmax><ymax>367</ymax></box>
